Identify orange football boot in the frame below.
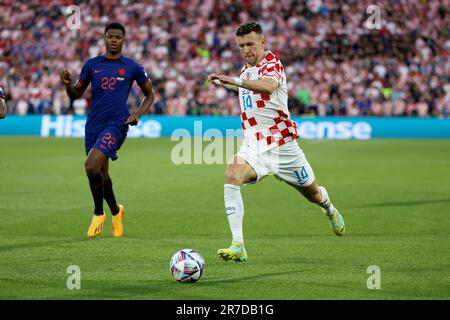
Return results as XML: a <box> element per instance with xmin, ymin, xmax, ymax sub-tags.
<box><xmin>87</xmin><ymin>213</ymin><xmax>106</xmax><ymax>238</ymax></box>
<box><xmin>112</xmin><ymin>204</ymin><xmax>125</xmax><ymax>237</ymax></box>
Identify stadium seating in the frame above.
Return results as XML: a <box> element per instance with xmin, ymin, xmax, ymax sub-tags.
<box><xmin>0</xmin><ymin>0</ymin><xmax>448</xmax><ymax>117</ymax></box>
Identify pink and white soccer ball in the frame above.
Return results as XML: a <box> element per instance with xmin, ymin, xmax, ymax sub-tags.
<box><xmin>169</xmin><ymin>249</ymin><xmax>205</xmax><ymax>282</ymax></box>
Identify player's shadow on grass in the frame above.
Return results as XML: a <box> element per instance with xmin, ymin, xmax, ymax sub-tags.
<box><xmin>79</xmin><ymin>270</ymin><xmax>312</xmax><ymax>298</ymax></box>
<box><xmin>0</xmin><ymin>238</ymin><xmax>90</xmax><ymax>252</ymax></box>
<box><xmin>201</xmin><ymin>269</ymin><xmax>312</xmax><ymax>284</ymax></box>
<box><xmin>360</xmin><ymin>198</ymin><xmax>450</xmax><ymax>208</ymax></box>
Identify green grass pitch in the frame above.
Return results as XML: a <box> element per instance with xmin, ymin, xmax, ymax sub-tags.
<box><xmin>0</xmin><ymin>137</ymin><xmax>449</xmax><ymax>299</ymax></box>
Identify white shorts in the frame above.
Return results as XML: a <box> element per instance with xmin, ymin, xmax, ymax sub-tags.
<box><xmin>237</xmin><ymin>140</ymin><xmax>315</xmax><ymax>187</ymax></box>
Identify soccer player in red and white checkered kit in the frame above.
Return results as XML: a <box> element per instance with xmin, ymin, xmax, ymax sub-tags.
<box><xmin>208</xmin><ymin>22</ymin><xmax>345</xmax><ymax>263</ymax></box>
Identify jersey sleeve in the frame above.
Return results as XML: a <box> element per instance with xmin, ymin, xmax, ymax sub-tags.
<box><xmin>134</xmin><ymin>63</ymin><xmax>150</xmax><ymax>86</ymax></box>
<box><xmin>260</xmin><ymin>60</ymin><xmax>284</xmax><ymax>86</ymax></box>
<box><xmin>78</xmin><ymin>60</ymin><xmax>92</xmax><ymax>84</ymax></box>
<box><xmin>0</xmin><ymin>85</ymin><xmax>5</xmax><ymax>98</ymax></box>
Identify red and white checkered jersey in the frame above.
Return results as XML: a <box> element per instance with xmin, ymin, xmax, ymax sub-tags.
<box><xmin>238</xmin><ymin>51</ymin><xmax>297</xmax><ymax>152</ymax></box>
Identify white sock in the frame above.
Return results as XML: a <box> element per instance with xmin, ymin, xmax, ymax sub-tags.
<box><xmin>224</xmin><ymin>184</ymin><xmax>244</xmax><ymax>244</ymax></box>
<box><xmin>319</xmin><ymin>186</ymin><xmax>335</xmax><ymax>214</ymax></box>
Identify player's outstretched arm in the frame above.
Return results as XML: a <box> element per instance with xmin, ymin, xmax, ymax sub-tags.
<box><xmin>0</xmin><ymin>98</ymin><xmax>6</xmax><ymax>119</ymax></box>
<box><xmin>208</xmin><ymin>73</ymin><xmax>238</xmax><ymax>92</ymax></box>
<box><xmin>125</xmin><ymin>79</ymin><xmax>155</xmax><ymax>126</ymax></box>
<box><xmin>241</xmin><ymin>78</ymin><xmax>278</xmax><ymax>95</ymax></box>
<box><xmin>0</xmin><ymin>86</ymin><xmax>6</xmax><ymax>119</ymax></box>
<box><xmin>210</xmin><ymin>74</ymin><xmax>277</xmax><ymax>95</ymax></box>
<box><xmin>60</xmin><ymin>69</ymin><xmax>89</xmax><ymax>100</ymax></box>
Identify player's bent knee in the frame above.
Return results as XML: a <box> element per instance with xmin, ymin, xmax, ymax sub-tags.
<box><xmin>85</xmin><ymin>161</ymin><xmax>101</xmax><ymax>177</ymax></box>
<box><xmin>100</xmin><ymin>168</ymin><xmax>110</xmax><ymax>180</ymax></box>
<box><xmin>224</xmin><ymin>168</ymin><xmax>243</xmax><ymax>186</ymax></box>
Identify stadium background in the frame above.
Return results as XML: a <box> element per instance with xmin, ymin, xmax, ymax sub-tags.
<box><xmin>0</xmin><ymin>0</ymin><xmax>448</xmax><ymax>117</ymax></box>
<box><xmin>0</xmin><ymin>0</ymin><xmax>449</xmax><ymax>301</ymax></box>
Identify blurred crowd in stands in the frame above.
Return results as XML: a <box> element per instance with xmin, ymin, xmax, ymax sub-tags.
<box><xmin>0</xmin><ymin>0</ymin><xmax>448</xmax><ymax>117</ymax></box>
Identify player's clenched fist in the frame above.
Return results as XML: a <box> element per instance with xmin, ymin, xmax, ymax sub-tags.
<box><xmin>208</xmin><ymin>73</ymin><xmax>238</xmax><ymax>87</ymax></box>
<box><xmin>207</xmin><ymin>73</ymin><xmax>221</xmax><ymax>86</ymax></box>
<box><xmin>60</xmin><ymin>69</ymin><xmax>72</xmax><ymax>86</ymax></box>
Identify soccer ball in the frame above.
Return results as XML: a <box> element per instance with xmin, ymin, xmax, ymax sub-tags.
<box><xmin>169</xmin><ymin>249</ymin><xmax>205</xmax><ymax>283</ymax></box>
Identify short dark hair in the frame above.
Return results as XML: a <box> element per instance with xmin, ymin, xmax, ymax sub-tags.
<box><xmin>105</xmin><ymin>22</ymin><xmax>126</xmax><ymax>36</ymax></box>
<box><xmin>236</xmin><ymin>22</ymin><xmax>263</xmax><ymax>37</ymax></box>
